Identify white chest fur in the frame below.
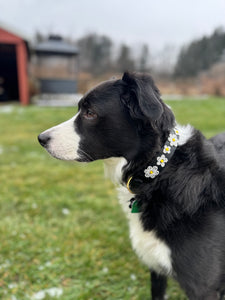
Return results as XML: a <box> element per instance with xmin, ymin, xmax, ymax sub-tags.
<box><xmin>117</xmin><ymin>186</ymin><xmax>172</xmax><ymax>275</ymax></box>
<box><xmin>104</xmin><ymin>158</ymin><xmax>173</xmax><ymax>275</ymax></box>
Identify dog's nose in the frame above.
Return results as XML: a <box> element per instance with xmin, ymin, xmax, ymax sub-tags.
<box><xmin>38</xmin><ymin>132</ymin><xmax>51</xmax><ymax>147</ymax></box>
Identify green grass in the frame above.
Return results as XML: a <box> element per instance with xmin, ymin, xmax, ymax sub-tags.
<box><xmin>0</xmin><ymin>97</ymin><xmax>225</xmax><ymax>300</ymax></box>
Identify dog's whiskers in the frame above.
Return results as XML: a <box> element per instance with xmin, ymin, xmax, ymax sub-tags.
<box><xmin>78</xmin><ymin>149</ymin><xmax>94</xmax><ymax>162</ymax></box>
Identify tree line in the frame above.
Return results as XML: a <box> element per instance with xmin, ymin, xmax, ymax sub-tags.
<box><xmin>35</xmin><ymin>26</ymin><xmax>225</xmax><ymax>78</ymax></box>
<box><xmin>77</xmin><ymin>27</ymin><xmax>225</xmax><ymax>78</ymax></box>
<box><xmin>35</xmin><ymin>32</ymin><xmax>151</xmax><ymax>75</ymax></box>
<box><xmin>174</xmin><ymin>27</ymin><xmax>225</xmax><ymax>78</ymax></box>
<box><xmin>77</xmin><ymin>34</ymin><xmax>150</xmax><ymax>75</ymax></box>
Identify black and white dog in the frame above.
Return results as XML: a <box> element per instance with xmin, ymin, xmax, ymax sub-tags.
<box><xmin>38</xmin><ymin>72</ymin><xmax>225</xmax><ymax>300</ymax></box>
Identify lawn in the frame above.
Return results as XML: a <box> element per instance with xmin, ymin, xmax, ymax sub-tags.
<box><xmin>0</xmin><ymin>97</ymin><xmax>225</xmax><ymax>300</ymax></box>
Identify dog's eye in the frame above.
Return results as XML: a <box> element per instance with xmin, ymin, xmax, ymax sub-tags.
<box><xmin>83</xmin><ymin>109</ymin><xmax>97</xmax><ymax>120</ymax></box>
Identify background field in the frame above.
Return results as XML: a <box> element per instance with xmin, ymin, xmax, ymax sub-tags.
<box><xmin>0</xmin><ymin>98</ymin><xmax>225</xmax><ymax>300</ymax></box>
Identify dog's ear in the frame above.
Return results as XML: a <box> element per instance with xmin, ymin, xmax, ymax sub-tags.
<box><xmin>122</xmin><ymin>72</ymin><xmax>163</xmax><ymax>121</ymax></box>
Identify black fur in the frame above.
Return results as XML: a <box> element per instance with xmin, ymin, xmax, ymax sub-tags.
<box><xmin>120</xmin><ymin>74</ymin><xmax>225</xmax><ymax>299</ymax></box>
<box><xmin>39</xmin><ymin>72</ymin><xmax>225</xmax><ymax>299</ymax></box>
<box><xmin>151</xmin><ymin>271</ymin><xmax>167</xmax><ymax>300</ymax></box>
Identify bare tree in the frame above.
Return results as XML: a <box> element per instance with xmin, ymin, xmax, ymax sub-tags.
<box><xmin>116</xmin><ymin>44</ymin><xmax>135</xmax><ymax>72</ymax></box>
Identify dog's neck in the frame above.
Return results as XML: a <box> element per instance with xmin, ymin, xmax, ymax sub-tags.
<box><xmin>104</xmin><ymin>124</ymin><xmax>193</xmax><ymax>192</ymax></box>
<box><xmin>126</xmin><ymin>127</ymin><xmax>180</xmax><ymax>194</ymax></box>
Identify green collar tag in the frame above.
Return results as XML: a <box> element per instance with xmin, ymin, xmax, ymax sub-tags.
<box><xmin>131</xmin><ymin>200</ymin><xmax>140</xmax><ymax>213</ymax></box>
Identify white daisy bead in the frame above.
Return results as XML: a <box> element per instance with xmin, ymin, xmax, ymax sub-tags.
<box><xmin>163</xmin><ymin>145</ymin><xmax>171</xmax><ymax>154</ymax></box>
<box><xmin>157</xmin><ymin>154</ymin><xmax>168</xmax><ymax>167</ymax></box>
<box><xmin>168</xmin><ymin>134</ymin><xmax>178</xmax><ymax>146</ymax></box>
<box><xmin>174</xmin><ymin>128</ymin><xmax>179</xmax><ymax>136</ymax></box>
<box><xmin>144</xmin><ymin>166</ymin><xmax>159</xmax><ymax>178</ymax></box>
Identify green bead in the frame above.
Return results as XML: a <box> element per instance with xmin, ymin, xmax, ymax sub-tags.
<box><xmin>131</xmin><ymin>200</ymin><xmax>140</xmax><ymax>213</ymax></box>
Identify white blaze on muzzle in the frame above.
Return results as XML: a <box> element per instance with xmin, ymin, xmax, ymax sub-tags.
<box><xmin>39</xmin><ymin>114</ymin><xmax>81</xmax><ymax>161</ymax></box>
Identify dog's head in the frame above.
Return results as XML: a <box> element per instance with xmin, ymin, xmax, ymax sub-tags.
<box><xmin>38</xmin><ymin>72</ymin><xmax>175</xmax><ymax>162</ymax></box>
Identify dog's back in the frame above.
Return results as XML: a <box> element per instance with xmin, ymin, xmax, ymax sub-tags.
<box><xmin>210</xmin><ymin>132</ymin><xmax>225</xmax><ymax>167</ymax></box>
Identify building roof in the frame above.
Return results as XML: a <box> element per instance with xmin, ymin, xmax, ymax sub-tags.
<box><xmin>34</xmin><ymin>35</ymin><xmax>79</xmax><ymax>56</ymax></box>
<box><xmin>0</xmin><ymin>22</ymin><xmax>30</xmax><ymax>42</ymax></box>
<box><xmin>0</xmin><ymin>22</ymin><xmax>30</xmax><ymax>56</ymax></box>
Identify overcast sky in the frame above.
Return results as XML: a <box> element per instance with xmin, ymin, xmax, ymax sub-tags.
<box><xmin>1</xmin><ymin>0</ymin><xmax>225</xmax><ymax>54</ymax></box>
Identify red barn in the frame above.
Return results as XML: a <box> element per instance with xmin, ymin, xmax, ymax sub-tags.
<box><xmin>0</xmin><ymin>25</ymin><xmax>29</xmax><ymax>105</ymax></box>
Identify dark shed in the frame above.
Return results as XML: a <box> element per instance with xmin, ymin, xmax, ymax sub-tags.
<box><xmin>32</xmin><ymin>35</ymin><xmax>79</xmax><ymax>94</ymax></box>
<box><xmin>0</xmin><ymin>25</ymin><xmax>29</xmax><ymax>105</ymax></box>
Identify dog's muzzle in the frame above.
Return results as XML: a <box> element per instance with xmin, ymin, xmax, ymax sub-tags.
<box><xmin>37</xmin><ymin>115</ymin><xmax>81</xmax><ymax>161</ymax></box>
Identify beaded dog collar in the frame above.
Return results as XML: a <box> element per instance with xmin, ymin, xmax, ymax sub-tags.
<box><xmin>126</xmin><ymin>127</ymin><xmax>180</xmax><ymax>213</ymax></box>
<box><xmin>144</xmin><ymin>127</ymin><xmax>180</xmax><ymax>179</ymax></box>
<box><xmin>126</xmin><ymin>127</ymin><xmax>180</xmax><ymax>194</ymax></box>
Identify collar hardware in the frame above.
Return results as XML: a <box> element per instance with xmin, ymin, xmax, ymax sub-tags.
<box><xmin>126</xmin><ymin>176</ymin><xmax>135</xmax><ymax>194</ymax></box>
<box><xmin>129</xmin><ymin>198</ymin><xmax>141</xmax><ymax>213</ymax></box>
